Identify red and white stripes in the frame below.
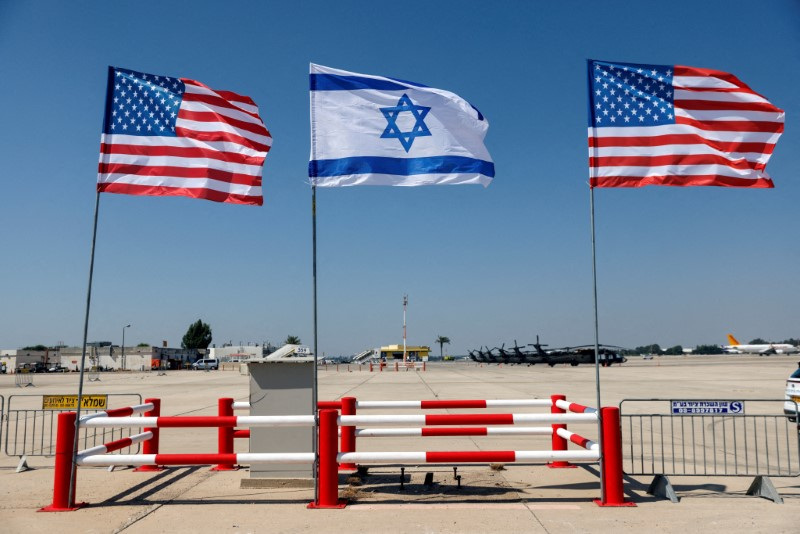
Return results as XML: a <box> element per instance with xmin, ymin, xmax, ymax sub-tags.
<box><xmin>588</xmin><ymin>61</ymin><xmax>783</xmax><ymax>189</ymax></box>
<box><xmin>354</xmin><ymin>426</ymin><xmax>552</xmax><ymax>437</ymax></box>
<box><xmin>336</xmin><ymin>449</ymin><xmax>599</xmax><ymax>464</ymax></box>
<box><xmin>44</xmin><ymin>394</ymin><xmax>630</xmax><ymax>510</ymax></box>
<box><xmin>78</xmin><ymin>452</ymin><xmax>314</xmax><ymax>467</ymax></box>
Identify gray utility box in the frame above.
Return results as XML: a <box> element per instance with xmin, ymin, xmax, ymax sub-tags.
<box><xmin>248</xmin><ymin>358</ymin><xmax>315</xmax><ymax>480</ymax></box>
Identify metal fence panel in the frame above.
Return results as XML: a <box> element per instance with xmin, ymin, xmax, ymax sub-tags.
<box><xmin>620</xmin><ymin>399</ymin><xmax>800</xmax><ymax>477</ymax></box>
<box><xmin>4</xmin><ymin>394</ymin><xmax>143</xmax><ymax>457</ymax></box>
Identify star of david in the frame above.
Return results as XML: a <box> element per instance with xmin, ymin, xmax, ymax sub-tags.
<box><xmin>379</xmin><ymin>93</ymin><xmax>431</xmax><ymax>152</ymax></box>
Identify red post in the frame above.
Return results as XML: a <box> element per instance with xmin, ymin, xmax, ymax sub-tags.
<box><xmin>394</xmin><ymin>361</ymin><xmax>399</xmax><ymax>372</ymax></box>
<box><xmin>308</xmin><ymin>409</ymin><xmax>346</xmax><ymax>508</ymax></box>
<box><xmin>40</xmin><ymin>412</ymin><xmax>84</xmax><ymax>511</ymax></box>
<box><xmin>595</xmin><ymin>406</ymin><xmax>635</xmax><ymax>506</ymax></box>
<box><xmin>135</xmin><ymin>398</ymin><xmax>163</xmax><ymax>472</ymax></box>
<box><xmin>339</xmin><ymin>397</ymin><xmax>357</xmax><ymax>471</ymax></box>
<box><xmin>422</xmin><ymin>361</ymin><xmax>426</xmax><ymax>371</ymax></box>
<box><xmin>548</xmin><ymin>394</ymin><xmax>574</xmax><ymax>468</ymax></box>
<box><xmin>212</xmin><ymin>398</ymin><xmax>237</xmax><ymax>471</ymax></box>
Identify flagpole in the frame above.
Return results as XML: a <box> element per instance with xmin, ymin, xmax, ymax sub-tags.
<box><xmin>589</xmin><ymin>185</ymin><xmax>605</xmax><ymax>503</ymax></box>
<box><xmin>311</xmin><ymin>183</ymin><xmax>319</xmax><ymax>501</ymax></box>
<box><xmin>68</xmin><ymin>189</ymin><xmax>101</xmax><ymax>507</ymax></box>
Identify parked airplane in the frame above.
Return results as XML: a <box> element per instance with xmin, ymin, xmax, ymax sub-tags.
<box><xmin>724</xmin><ymin>334</ymin><xmax>799</xmax><ymax>355</ymax></box>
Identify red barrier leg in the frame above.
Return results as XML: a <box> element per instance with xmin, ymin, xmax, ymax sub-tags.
<box><xmin>212</xmin><ymin>398</ymin><xmax>238</xmax><ymax>471</ymax></box>
<box><xmin>548</xmin><ymin>394</ymin><xmax>575</xmax><ymax>468</ymax></box>
<box><xmin>135</xmin><ymin>398</ymin><xmax>163</xmax><ymax>472</ymax></box>
<box><xmin>40</xmin><ymin>412</ymin><xmax>85</xmax><ymax>511</ymax></box>
<box><xmin>339</xmin><ymin>397</ymin><xmax>357</xmax><ymax>471</ymax></box>
<box><xmin>308</xmin><ymin>409</ymin><xmax>346</xmax><ymax>508</ymax></box>
<box><xmin>594</xmin><ymin>406</ymin><xmax>635</xmax><ymax>507</ymax></box>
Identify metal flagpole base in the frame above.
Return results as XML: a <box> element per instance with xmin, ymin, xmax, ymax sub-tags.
<box><xmin>307</xmin><ymin>499</ymin><xmax>348</xmax><ymax>509</ymax></box>
<box><xmin>593</xmin><ymin>498</ymin><xmax>636</xmax><ymax>507</ymax></box>
<box><xmin>39</xmin><ymin>502</ymin><xmax>87</xmax><ymax>512</ymax></box>
<box><xmin>210</xmin><ymin>465</ymin><xmax>241</xmax><ymax>472</ymax></box>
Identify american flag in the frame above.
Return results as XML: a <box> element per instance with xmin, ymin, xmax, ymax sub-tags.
<box><xmin>588</xmin><ymin>60</ymin><xmax>783</xmax><ymax>188</ymax></box>
<box><xmin>98</xmin><ymin>67</ymin><xmax>271</xmax><ymax>205</ymax></box>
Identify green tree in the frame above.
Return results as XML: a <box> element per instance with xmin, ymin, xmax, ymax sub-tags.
<box><xmin>663</xmin><ymin>345</ymin><xmax>683</xmax><ymax>355</ymax></box>
<box><xmin>137</xmin><ymin>343</ymin><xmax>150</xmax><ymax>347</ymax></box>
<box><xmin>284</xmin><ymin>335</ymin><xmax>301</xmax><ymax>345</ymax></box>
<box><xmin>21</xmin><ymin>344</ymin><xmax>48</xmax><ymax>351</ymax></box>
<box><xmin>435</xmin><ymin>335</ymin><xmax>451</xmax><ymax>359</ymax></box>
<box><xmin>182</xmin><ymin>320</ymin><xmax>212</xmax><ymax>350</ymax></box>
<box><xmin>749</xmin><ymin>338</ymin><xmax>768</xmax><ymax>344</ymax></box>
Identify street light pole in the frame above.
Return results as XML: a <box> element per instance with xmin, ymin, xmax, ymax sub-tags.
<box><xmin>122</xmin><ymin>324</ymin><xmax>130</xmax><ymax>370</ymax></box>
<box><xmin>402</xmin><ymin>295</ymin><xmax>408</xmax><ymax>363</ymax></box>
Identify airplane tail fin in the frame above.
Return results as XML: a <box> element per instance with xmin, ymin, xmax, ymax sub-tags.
<box><xmin>727</xmin><ymin>334</ymin><xmax>741</xmax><ymax>345</ymax></box>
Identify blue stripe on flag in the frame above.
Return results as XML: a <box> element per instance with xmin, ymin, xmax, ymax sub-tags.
<box><xmin>310</xmin><ymin>74</ymin><xmax>411</xmax><ymax>92</ymax></box>
<box><xmin>309</xmin><ymin>156</ymin><xmax>495</xmax><ymax>178</ymax></box>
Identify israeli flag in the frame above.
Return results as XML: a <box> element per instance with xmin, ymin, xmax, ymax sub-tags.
<box><xmin>309</xmin><ymin>64</ymin><xmax>494</xmax><ymax>187</ymax></box>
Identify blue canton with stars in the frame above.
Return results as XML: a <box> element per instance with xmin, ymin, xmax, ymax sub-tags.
<box><xmin>380</xmin><ymin>93</ymin><xmax>431</xmax><ymax>152</ymax></box>
<box><xmin>588</xmin><ymin>61</ymin><xmax>675</xmax><ymax>128</ymax></box>
<box><xmin>103</xmin><ymin>68</ymin><xmax>185</xmax><ymax>136</ymax></box>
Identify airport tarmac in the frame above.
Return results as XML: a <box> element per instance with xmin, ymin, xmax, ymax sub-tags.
<box><xmin>0</xmin><ymin>355</ymin><xmax>797</xmax><ymax>533</ymax></box>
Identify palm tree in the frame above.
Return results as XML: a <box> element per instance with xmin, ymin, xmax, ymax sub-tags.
<box><xmin>435</xmin><ymin>335</ymin><xmax>451</xmax><ymax>359</ymax></box>
<box><xmin>284</xmin><ymin>335</ymin><xmax>301</xmax><ymax>345</ymax></box>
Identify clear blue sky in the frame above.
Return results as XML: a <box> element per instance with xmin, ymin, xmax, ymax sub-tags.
<box><xmin>1</xmin><ymin>1</ymin><xmax>798</xmax><ymax>355</ymax></box>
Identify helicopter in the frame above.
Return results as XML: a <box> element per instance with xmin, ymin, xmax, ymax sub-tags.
<box><xmin>469</xmin><ymin>336</ymin><xmax>627</xmax><ymax>367</ymax></box>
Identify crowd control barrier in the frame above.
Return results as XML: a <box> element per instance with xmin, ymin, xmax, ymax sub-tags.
<box><xmin>620</xmin><ymin>398</ymin><xmax>799</xmax><ymax>503</ymax></box>
<box><xmin>4</xmin><ymin>394</ymin><xmax>143</xmax><ymax>473</ymax></box>
<box><xmin>42</xmin><ymin>394</ymin><xmax>630</xmax><ymax>511</ymax></box>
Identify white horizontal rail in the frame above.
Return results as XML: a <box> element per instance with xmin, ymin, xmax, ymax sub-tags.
<box><xmin>79</xmin><ymin>403</ymin><xmax>155</xmax><ymax>421</ymax></box>
<box><xmin>77</xmin><ymin>452</ymin><xmax>315</xmax><ymax>466</ymax></box>
<box><xmin>230</xmin><ymin>399</ymin><xmax>557</xmax><ymax>410</ymax></box>
<box><xmin>81</xmin><ymin>415</ymin><xmax>315</xmax><ymax>428</ymax></box>
<box><xmin>353</xmin><ymin>427</ymin><xmax>553</xmax><ymax>437</ymax></box>
<box><xmin>355</xmin><ymin>399</ymin><xmax>553</xmax><ymax>409</ymax></box>
<box><xmin>337</xmin><ymin>450</ymin><xmax>600</xmax><ymax>464</ymax></box>
<box><xmin>339</xmin><ymin>413</ymin><xmax>596</xmax><ymax>426</ymax></box>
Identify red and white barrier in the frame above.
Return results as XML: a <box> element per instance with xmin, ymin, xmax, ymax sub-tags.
<box><xmin>554</xmin><ymin>399</ymin><xmax>597</xmax><ymax>414</ymax></box>
<box><xmin>78</xmin><ymin>452</ymin><xmax>314</xmax><ymax>467</ymax></box>
<box><xmin>354</xmin><ymin>426</ymin><xmax>552</xmax><ymax>437</ymax></box>
<box><xmin>76</xmin><ymin>431</ymin><xmax>153</xmax><ymax>459</ymax></box>
<box><xmin>339</xmin><ymin>413</ymin><xmax>595</xmax><ymax>426</ymax></box>
<box><xmin>79</xmin><ymin>402</ymin><xmax>155</xmax><ymax>421</ymax></box>
<box><xmin>81</xmin><ymin>415</ymin><xmax>315</xmax><ymax>428</ymax></box>
<box><xmin>43</xmin><ymin>394</ymin><xmax>631</xmax><ymax>511</ymax></box>
<box><xmin>232</xmin><ymin>398</ymin><xmax>554</xmax><ymax>411</ymax></box>
<box><xmin>337</xmin><ymin>450</ymin><xmax>599</xmax><ymax>464</ymax></box>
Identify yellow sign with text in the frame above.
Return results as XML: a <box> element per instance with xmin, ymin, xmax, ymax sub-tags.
<box><xmin>42</xmin><ymin>395</ymin><xmax>108</xmax><ymax>410</ymax></box>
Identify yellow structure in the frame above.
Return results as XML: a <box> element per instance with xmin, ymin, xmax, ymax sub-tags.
<box><xmin>379</xmin><ymin>344</ymin><xmax>430</xmax><ymax>361</ymax></box>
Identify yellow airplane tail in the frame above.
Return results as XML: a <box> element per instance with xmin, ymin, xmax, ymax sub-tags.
<box><xmin>727</xmin><ymin>334</ymin><xmax>741</xmax><ymax>345</ymax></box>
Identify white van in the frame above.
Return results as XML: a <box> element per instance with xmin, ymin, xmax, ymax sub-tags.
<box><xmin>191</xmin><ymin>358</ymin><xmax>219</xmax><ymax>370</ymax></box>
